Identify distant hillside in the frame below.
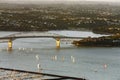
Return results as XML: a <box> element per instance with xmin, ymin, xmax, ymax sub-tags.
<box><xmin>0</xmin><ymin>3</ymin><xmax>120</xmax><ymax>33</ymax></box>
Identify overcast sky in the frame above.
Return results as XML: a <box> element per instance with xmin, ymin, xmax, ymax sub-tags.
<box><xmin>87</xmin><ymin>0</ymin><xmax>120</xmax><ymax>2</ymax></box>
<box><xmin>0</xmin><ymin>0</ymin><xmax>120</xmax><ymax>3</ymax></box>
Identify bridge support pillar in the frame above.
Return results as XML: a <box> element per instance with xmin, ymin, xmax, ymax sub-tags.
<box><xmin>8</xmin><ymin>39</ymin><xmax>12</xmax><ymax>51</ymax></box>
<box><xmin>56</xmin><ymin>38</ymin><xmax>60</xmax><ymax>48</ymax></box>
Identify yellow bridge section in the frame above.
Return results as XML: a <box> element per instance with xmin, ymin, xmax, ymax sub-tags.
<box><xmin>8</xmin><ymin>39</ymin><xmax>12</xmax><ymax>51</ymax></box>
<box><xmin>56</xmin><ymin>38</ymin><xmax>60</xmax><ymax>48</ymax></box>
<box><xmin>7</xmin><ymin>38</ymin><xmax>61</xmax><ymax>51</ymax></box>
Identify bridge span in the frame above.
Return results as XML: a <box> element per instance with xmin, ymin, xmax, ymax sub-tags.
<box><xmin>0</xmin><ymin>32</ymin><xmax>85</xmax><ymax>51</ymax></box>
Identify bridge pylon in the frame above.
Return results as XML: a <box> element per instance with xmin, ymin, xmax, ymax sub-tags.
<box><xmin>56</xmin><ymin>38</ymin><xmax>60</xmax><ymax>48</ymax></box>
<box><xmin>8</xmin><ymin>39</ymin><xmax>12</xmax><ymax>51</ymax></box>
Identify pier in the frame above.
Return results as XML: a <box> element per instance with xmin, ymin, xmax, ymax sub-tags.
<box><xmin>0</xmin><ymin>67</ymin><xmax>86</xmax><ymax>80</ymax></box>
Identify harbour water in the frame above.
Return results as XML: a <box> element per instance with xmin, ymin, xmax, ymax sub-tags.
<box><xmin>0</xmin><ymin>31</ymin><xmax>120</xmax><ymax>80</ymax></box>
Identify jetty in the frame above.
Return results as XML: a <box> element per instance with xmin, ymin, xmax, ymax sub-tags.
<box><xmin>0</xmin><ymin>67</ymin><xmax>86</xmax><ymax>80</ymax></box>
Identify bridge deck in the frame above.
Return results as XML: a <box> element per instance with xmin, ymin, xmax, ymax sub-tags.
<box><xmin>0</xmin><ymin>32</ymin><xmax>85</xmax><ymax>40</ymax></box>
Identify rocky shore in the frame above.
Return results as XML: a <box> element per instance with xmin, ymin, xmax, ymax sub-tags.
<box><xmin>72</xmin><ymin>34</ymin><xmax>120</xmax><ymax>47</ymax></box>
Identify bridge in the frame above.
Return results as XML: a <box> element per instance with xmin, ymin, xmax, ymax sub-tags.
<box><xmin>0</xmin><ymin>32</ymin><xmax>85</xmax><ymax>51</ymax></box>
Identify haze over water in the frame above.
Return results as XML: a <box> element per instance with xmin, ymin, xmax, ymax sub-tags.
<box><xmin>0</xmin><ymin>0</ymin><xmax>120</xmax><ymax>4</ymax></box>
<box><xmin>0</xmin><ymin>31</ymin><xmax>120</xmax><ymax>80</ymax></box>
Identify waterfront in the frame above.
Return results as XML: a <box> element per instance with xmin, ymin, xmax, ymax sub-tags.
<box><xmin>0</xmin><ymin>31</ymin><xmax>120</xmax><ymax>80</ymax></box>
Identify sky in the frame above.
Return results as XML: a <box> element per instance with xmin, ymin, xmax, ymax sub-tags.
<box><xmin>87</xmin><ymin>0</ymin><xmax>120</xmax><ymax>2</ymax></box>
<box><xmin>0</xmin><ymin>0</ymin><xmax>120</xmax><ymax>3</ymax></box>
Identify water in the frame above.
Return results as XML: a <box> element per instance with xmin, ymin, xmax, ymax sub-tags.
<box><xmin>0</xmin><ymin>31</ymin><xmax>120</xmax><ymax>80</ymax></box>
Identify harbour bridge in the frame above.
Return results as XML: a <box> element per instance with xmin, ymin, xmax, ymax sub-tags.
<box><xmin>0</xmin><ymin>32</ymin><xmax>85</xmax><ymax>51</ymax></box>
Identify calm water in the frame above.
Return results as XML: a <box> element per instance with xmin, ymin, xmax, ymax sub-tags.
<box><xmin>0</xmin><ymin>31</ymin><xmax>120</xmax><ymax>80</ymax></box>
